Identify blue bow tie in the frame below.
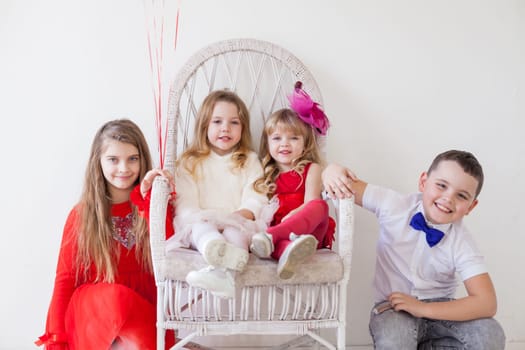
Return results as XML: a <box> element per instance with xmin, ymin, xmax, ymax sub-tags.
<box><xmin>410</xmin><ymin>212</ymin><xmax>444</xmax><ymax>247</ymax></box>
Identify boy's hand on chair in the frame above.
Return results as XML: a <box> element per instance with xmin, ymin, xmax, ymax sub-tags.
<box><xmin>322</xmin><ymin>163</ymin><xmax>358</xmax><ymax>199</ymax></box>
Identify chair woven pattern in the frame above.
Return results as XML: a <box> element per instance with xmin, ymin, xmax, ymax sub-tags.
<box><xmin>164</xmin><ymin>38</ymin><xmax>325</xmax><ymax>174</ymax></box>
<box><xmin>163</xmin><ymin>282</ymin><xmax>340</xmax><ymax>322</ymax></box>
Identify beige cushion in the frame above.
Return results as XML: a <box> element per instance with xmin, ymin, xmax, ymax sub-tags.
<box><xmin>162</xmin><ymin>248</ymin><xmax>343</xmax><ymax>286</ymax></box>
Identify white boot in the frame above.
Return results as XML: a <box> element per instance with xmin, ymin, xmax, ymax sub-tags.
<box><xmin>277</xmin><ymin>234</ymin><xmax>318</xmax><ymax>280</ymax></box>
<box><xmin>186</xmin><ymin>266</ymin><xmax>236</xmax><ymax>299</ymax></box>
<box><xmin>250</xmin><ymin>232</ymin><xmax>274</xmax><ymax>258</ymax></box>
<box><xmin>203</xmin><ymin>239</ymin><xmax>249</xmax><ymax>271</ymax></box>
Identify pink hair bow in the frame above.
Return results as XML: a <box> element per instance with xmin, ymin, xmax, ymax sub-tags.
<box><xmin>287</xmin><ymin>81</ymin><xmax>330</xmax><ymax>135</ymax></box>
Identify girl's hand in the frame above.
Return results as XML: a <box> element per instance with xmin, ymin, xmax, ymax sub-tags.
<box><xmin>233</xmin><ymin>209</ymin><xmax>255</xmax><ymax>221</ymax></box>
<box><xmin>388</xmin><ymin>292</ymin><xmax>427</xmax><ymax>318</ymax></box>
<box><xmin>141</xmin><ymin>169</ymin><xmax>175</xmax><ymax>199</ymax></box>
<box><xmin>322</xmin><ymin>163</ymin><xmax>358</xmax><ymax>199</ymax></box>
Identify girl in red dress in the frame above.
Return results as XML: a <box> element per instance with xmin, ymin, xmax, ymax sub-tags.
<box><xmin>36</xmin><ymin>119</ymin><xmax>174</xmax><ymax>350</ymax></box>
<box><xmin>251</xmin><ymin>83</ymin><xmax>335</xmax><ymax>279</ymax></box>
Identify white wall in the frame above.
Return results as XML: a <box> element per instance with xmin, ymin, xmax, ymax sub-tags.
<box><xmin>1</xmin><ymin>0</ymin><xmax>523</xmax><ymax>348</ymax></box>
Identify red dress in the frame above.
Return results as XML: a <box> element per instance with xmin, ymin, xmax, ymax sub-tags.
<box><xmin>36</xmin><ymin>187</ymin><xmax>175</xmax><ymax>350</ymax></box>
<box><xmin>268</xmin><ymin>163</ymin><xmax>335</xmax><ymax>258</ymax></box>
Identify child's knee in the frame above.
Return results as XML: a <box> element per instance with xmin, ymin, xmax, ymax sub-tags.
<box><xmin>461</xmin><ymin>318</ymin><xmax>505</xmax><ymax>349</ymax></box>
<box><xmin>307</xmin><ymin>199</ymin><xmax>329</xmax><ymax>213</ymax></box>
<box><xmin>369</xmin><ymin>308</ymin><xmax>418</xmax><ymax>348</ymax></box>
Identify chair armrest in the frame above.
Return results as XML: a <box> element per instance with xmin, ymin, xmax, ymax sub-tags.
<box><xmin>335</xmin><ymin>197</ymin><xmax>354</xmax><ymax>279</ymax></box>
<box><xmin>149</xmin><ymin>176</ymin><xmax>171</xmax><ymax>281</ymax></box>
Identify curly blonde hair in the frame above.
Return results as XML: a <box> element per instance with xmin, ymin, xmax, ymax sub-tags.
<box><xmin>254</xmin><ymin>108</ymin><xmax>322</xmax><ymax>199</ymax></box>
<box><xmin>77</xmin><ymin>119</ymin><xmax>152</xmax><ymax>283</ymax></box>
<box><xmin>177</xmin><ymin>90</ymin><xmax>253</xmax><ymax>177</ymax></box>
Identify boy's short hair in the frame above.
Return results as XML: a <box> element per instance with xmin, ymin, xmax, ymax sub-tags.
<box><xmin>428</xmin><ymin>150</ymin><xmax>484</xmax><ymax>198</ymax></box>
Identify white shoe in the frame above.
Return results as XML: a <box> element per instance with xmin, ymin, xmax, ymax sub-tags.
<box><xmin>203</xmin><ymin>239</ymin><xmax>249</xmax><ymax>271</ymax></box>
<box><xmin>277</xmin><ymin>234</ymin><xmax>318</xmax><ymax>280</ymax></box>
<box><xmin>186</xmin><ymin>266</ymin><xmax>236</xmax><ymax>299</ymax></box>
<box><xmin>250</xmin><ymin>232</ymin><xmax>274</xmax><ymax>258</ymax></box>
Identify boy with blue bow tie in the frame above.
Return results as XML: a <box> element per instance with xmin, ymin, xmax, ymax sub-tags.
<box><xmin>322</xmin><ymin>150</ymin><xmax>505</xmax><ymax>349</ymax></box>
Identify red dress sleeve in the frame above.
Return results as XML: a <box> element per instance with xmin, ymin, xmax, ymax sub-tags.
<box><xmin>36</xmin><ymin>206</ymin><xmax>81</xmax><ymax>349</ymax></box>
<box><xmin>129</xmin><ymin>185</ymin><xmax>175</xmax><ymax>239</ymax></box>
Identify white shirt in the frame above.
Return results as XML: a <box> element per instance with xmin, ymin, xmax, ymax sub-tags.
<box><xmin>363</xmin><ymin>184</ymin><xmax>487</xmax><ymax>302</ymax></box>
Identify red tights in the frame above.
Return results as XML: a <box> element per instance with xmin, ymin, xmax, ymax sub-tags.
<box><xmin>267</xmin><ymin>199</ymin><xmax>329</xmax><ymax>259</ymax></box>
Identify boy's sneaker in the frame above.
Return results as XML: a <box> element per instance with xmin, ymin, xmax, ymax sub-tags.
<box><xmin>250</xmin><ymin>232</ymin><xmax>274</xmax><ymax>258</ymax></box>
<box><xmin>277</xmin><ymin>234</ymin><xmax>318</xmax><ymax>280</ymax></box>
<box><xmin>186</xmin><ymin>266</ymin><xmax>236</xmax><ymax>299</ymax></box>
<box><xmin>203</xmin><ymin>239</ymin><xmax>249</xmax><ymax>271</ymax></box>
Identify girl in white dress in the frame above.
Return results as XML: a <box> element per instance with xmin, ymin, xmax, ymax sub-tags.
<box><xmin>166</xmin><ymin>90</ymin><xmax>267</xmax><ymax>298</ymax></box>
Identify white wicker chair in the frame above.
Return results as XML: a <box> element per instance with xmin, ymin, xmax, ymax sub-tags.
<box><xmin>149</xmin><ymin>38</ymin><xmax>354</xmax><ymax>350</ymax></box>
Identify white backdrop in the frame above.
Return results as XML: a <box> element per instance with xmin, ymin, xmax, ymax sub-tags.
<box><xmin>1</xmin><ymin>0</ymin><xmax>523</xmax><ymax>349</ymax></box>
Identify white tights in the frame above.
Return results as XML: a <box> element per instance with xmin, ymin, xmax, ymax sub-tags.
<box><xmin>190</xmin><ymin>222</ymin><xmax>250</xmax><ymax>254</ymax></box>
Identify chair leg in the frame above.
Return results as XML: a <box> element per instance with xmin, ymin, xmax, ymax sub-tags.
<box><xmin>157</xmin><ymin>285</ymin><xmax>166</xmax><ymax>350</ymax></box>
<box><xmin>172</xmin><ymin>332</ymin><xmax>201</xmax><ymax>349</ymax></box>
<box><xmin>306</xmin><ymin>330</ymin><xmax>336</xmax><ymax>350</ymax></box>
<box><xmin>156</xmin><ymin>327</ymin><xmax>165</xmax><ymax>350</ymax></box>
<box><xmin>337</xmin><ymin>323</ymin><xmax>346</xmax><ymax>350</ymax></box>
<box><xmin>312</xmin><ymin>330</ymin><xmax>321</xmax><ymax>350</ymax></box>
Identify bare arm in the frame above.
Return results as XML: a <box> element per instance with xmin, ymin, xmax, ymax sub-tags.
<box><xmin>345</xmin><ymin>179</ymin><xmax>367</xmax><ymax>207</ymax></box>
<box><xmin>388</xmin><ymin>273</ymin><xmax>497</xmax><ymax>321</ymax></box>
<box><xmin>304</xmin><ymin>163</ymin><xmax>323</xmax><ymax>202</ymax></box>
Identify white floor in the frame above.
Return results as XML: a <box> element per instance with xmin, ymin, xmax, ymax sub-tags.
<box><xmin>188</xmin><ymin>343</ymin><xmax>525</xmax><ymax>349</ymax></box>
<box><xmin>178</xmin><ymin>332</ymin><xmax>525</xmax><ymax>350</ymax></box>
<box><xmin>185</xmin><ymin>347</ymin><xmax>523</xmax><ymax>350</ymax></box>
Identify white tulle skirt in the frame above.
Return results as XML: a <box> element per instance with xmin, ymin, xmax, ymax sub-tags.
<box><xmin>166</xmin><ymin>197</ymin><xmax>279</xmax><ymax>252</ymax></box>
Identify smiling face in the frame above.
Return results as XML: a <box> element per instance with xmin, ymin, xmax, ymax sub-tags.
<box><xmin>419</xmin><ymin>160</ymin><xmax>479</xmax><ymax>224</ymax></box>
<box><xmin>267</xmin><ymin>125</ymin><xmax>305</xmax><ymax>171</ymax></box>
<box><xmin>206</xmin><ymin>101</ymin><xmax>242</xmax><ymax>155</ymax></box>
<box><xmin>100</xmin><ymin>139</ymin><xmax>141</xmax><ymax>203</ymax></box>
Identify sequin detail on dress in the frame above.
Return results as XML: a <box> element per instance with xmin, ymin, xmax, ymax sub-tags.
<box><xmin>112</xmin><ymin>213</ymin><xmax>136</xmax><ymax>249</ymax></box>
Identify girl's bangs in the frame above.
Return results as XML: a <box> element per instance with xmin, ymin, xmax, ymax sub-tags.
<box><xmin>268</xmin><ymin>118</ymin><xmax>305</xmax><ymax>135</ymax></box>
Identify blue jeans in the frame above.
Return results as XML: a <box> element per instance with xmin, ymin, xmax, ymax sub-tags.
<box><xmin>369</xmin><ymin>299</ymin><xmax>506</xmax><ymax>349</ymax></box>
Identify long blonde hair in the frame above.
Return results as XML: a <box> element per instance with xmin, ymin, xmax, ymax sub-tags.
<box><xmin>254</xmin><ymin>108</ymin><xmax>322</xmax><ymax>199</ymax></box>
<box><xmin>77</xmin><ymin>119</ymin><xmax>152</xmax><ymax>283</ymax></box>
<box><xmin>178</xmin><ymin>90</ymin><xmax>253</xmax><ymax>176</ymax></box>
